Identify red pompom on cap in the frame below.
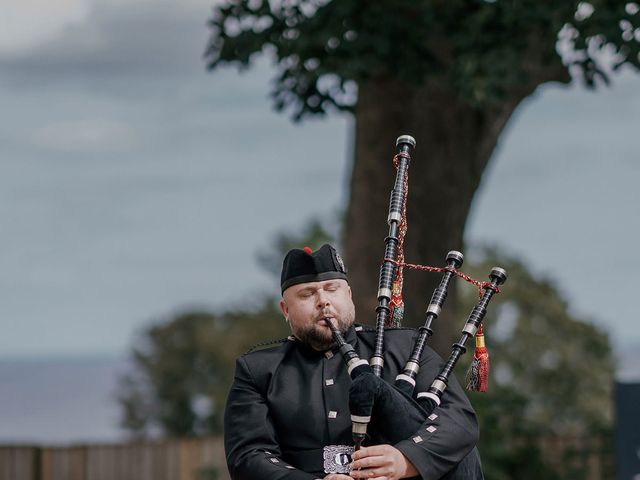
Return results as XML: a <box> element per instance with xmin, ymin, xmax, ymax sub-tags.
<box><xmin>303</xmin><ymin>246</ymin><xmax>313</xmax><ymax>254</ymax></box>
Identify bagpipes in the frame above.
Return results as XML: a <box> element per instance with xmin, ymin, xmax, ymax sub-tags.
<box><xmin>327</xmin><ymin>135</ymin><xmax>507</xmax><ymax>451</ymax></box>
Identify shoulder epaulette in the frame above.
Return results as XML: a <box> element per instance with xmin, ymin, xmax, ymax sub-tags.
<box><xmin>244</xmin><ymin>336</ymin><xmax>294</xmax><ymax>354</ymax></box>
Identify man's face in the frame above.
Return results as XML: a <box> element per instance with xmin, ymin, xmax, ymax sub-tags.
<box><xmin>279</xmin><ymin>279</ymin><xmax>355</xmax><ymax>351</ymax></box>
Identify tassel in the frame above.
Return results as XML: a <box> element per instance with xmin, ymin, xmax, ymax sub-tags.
<box><xmin>390</xmin><ymin>303</ymin><xmax>404</xmax><ymax>328</ymax></box>
<box><xmin>388</xmin><ymin>279</ymin><xmax>404</xmax><ymax>327</ymax></box>
<box><xmin>466</xmin><ymin>324</ymin><xmax>490</xmax><ymax>392</ymax></box>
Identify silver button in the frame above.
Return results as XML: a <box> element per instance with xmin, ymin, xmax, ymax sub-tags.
<box><xmin>426</xmin><ymin>426</ymin><xmax>437</xmax><ymax>433</ymax></box>
<box><xmin>325</xmin><ymin>351</ymin><xmax>334</xmax><ymax>359</ymax></box>
<box><xmin>270</xmin><ymin>458</ymin><xmax>280</xmax><ymax>463</ymax></box>
<box><xmin>328</xmin><ymin>411</ymin><xmax>338</xmax><ymax>419</ymax></box>
<box><xmin>325</xmin><ymin>379</ymin><xmax>335</xmax><ymax>386</ymax></box>
<box><xmin>412</xmin><ymin>435</ymin><xmax>423</xmax><ymax>443</ymax></box>
<box><xmin>428</xmin><ymin>413</ymin><xmax>438</xmax><ymax>421</ymax></box>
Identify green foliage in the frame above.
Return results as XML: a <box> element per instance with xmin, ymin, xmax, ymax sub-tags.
<box><xmin>470</xmin><ymin>386</ymin><xmax>561</xmax><ymax>480</ymax></box>
<box><xmin>205</xmin><ymin>0</ymin><xmax>640</xmax><ymax>118</ymax></box>
<box><xmin>460</xmin><ymin>246</ymin><xmax>614</xmax><ymax>434</ymax></box>
<box><xmin>118</xmin><ymin>303</ymin><xmax>288</xmax><ymax>436</ymax></box>
<box><xmin>457</xmin><ymin>246</ymin><xmax>614</xmax><ymax>478</ymax></box>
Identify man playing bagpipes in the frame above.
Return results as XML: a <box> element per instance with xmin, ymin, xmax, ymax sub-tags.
<box><xmin>223</xmin><ymin>244</ymin><xmax>484</xmax><ymax>479</ymax></box>
<box><xmin>224</xmin><ymin>136</ymin><xmax>504</xmax><ymax>479</ymax></box>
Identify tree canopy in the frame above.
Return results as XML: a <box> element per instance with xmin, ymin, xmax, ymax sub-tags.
<box><xmin>118</xmin><ymin>304</ymin><xmax>288</xmax><ymax>436</ymax></box>
<box><xmin>460</xmin><ymin>247</ymin><xmax>613</xmax><ymax>435</ymax></box>
<box><xmin>459</xmin><ymin>247</ymin><xmax>614</xmax><ymax>478</ymax></box>
<box><xmin>206</xmin><ymin>1</ymin><xmax>639</xmax><ymax>119</ymax></box>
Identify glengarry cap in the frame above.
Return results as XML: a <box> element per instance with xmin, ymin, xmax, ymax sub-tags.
<box><xmin>280</xmin><ymin>244</ymin><xmax>347</xmax><ymax>294</ymax></box>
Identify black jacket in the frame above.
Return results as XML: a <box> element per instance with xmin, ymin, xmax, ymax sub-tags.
<box><xmin>224</xmin><ymin>326</ymin><xmax>480</xmax><ymax>479</ymax></box>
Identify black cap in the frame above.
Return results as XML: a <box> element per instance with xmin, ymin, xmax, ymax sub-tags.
<box><xmin>281</xmin><ymin>244</ymin><xmax>348</xmax><ymax>294</ymax></box>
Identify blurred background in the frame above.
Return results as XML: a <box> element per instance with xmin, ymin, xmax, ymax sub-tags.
<box><xmin>1</xmin><ymin>0</ymin><xmax>639</xmax><ymax>479</ymax></box>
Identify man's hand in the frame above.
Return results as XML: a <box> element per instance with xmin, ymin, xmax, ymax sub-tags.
<box><xmin>323</xmin><ymin>474</ymin><xmax>354</xmax><ymax>480</ymax></box>
<box><xmin>349</xmin><ymin>445</ymin><xmax>418</xmax><ymax>480</ymax></box>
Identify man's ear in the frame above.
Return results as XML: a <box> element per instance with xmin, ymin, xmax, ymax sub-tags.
<box><xmin>279</xmin><ymin>299</ymin><xmax>289</xmax><ymax>321</ymax></box>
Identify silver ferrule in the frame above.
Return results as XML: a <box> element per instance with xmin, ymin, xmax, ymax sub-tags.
<box><xmin>462</xmin><ymin>323</ymin><xmax>478</xmax><ymax>336</ymax></box>
<box><xmin>447</xmin><ymin>250</ymin><xmax>463</xmax><ymax>260</ymax></box>
<box><xmin>347</xmin><ymin>358</ymin><xmax>369</xmax><ymax>375</ymax></box>
<box><xmin>388</xmin><ymin>211</ymin><xmax>402</xmax><ymax>224</ymax></box>
<box><xmin>431</xmin><ymin>379</ymin><xmax>447</xmax><ymax>394</ymax></box>
<box><xmin>491</xmin><ymin>267</ymin><xmax>507</xmax><ymax>279</ymax></box>
<box><xmin>426</xmin><ymin>304</ymin><xmax>441</xmax><ymax>316</ymax></box>
<box><xmin>395</xmin><ymin>374</ymin><xmax>416</xmax><ymax>387</ymax></box>
<box><xmin>369</xmin><ymin>357</ymin><xmax>384</xmax><ymax>368</ymax></box>
<box><xmin>377</xmin><ymin>287</ymin><xmax>392</xmax><ymax>300</ymax></box>
<box><xmin>417</xmin><ymin>392</ymin><xmax>441</xmax><ymax>406</ymax></box>
<box><xmin>351</xmin><ymin>415</ymin><xmax>371</xmax><ymax>424</ymax></box>
<box><xmin>396</xmin><ymin>135</ymin><xmax>416</xmax><ymax>149</ymax></box>
<box><xmin>351</xmin><ymin>421</ymin><xmax>369</xmax><ymax>435</ymax></box>
<box><xmin>404</xmin><ymin>360</ymin><xmax>420</xmax><ymax>375</ymax></box>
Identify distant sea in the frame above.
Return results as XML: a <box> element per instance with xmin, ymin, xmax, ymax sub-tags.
<box><xmin>1</xmin><ymin>346</ymin><xmax>639</xmax><ymax>445</ymax></box>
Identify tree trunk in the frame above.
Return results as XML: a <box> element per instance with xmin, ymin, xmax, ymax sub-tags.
<box><xmin>343</xmin><ymin>76</ymin><xmax>528</xmax><ymax>358</ymax></box>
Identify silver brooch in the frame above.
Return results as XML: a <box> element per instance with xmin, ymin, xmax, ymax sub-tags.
<box><xmin>323</xmin><ymin>445</ymin><xmax>354</xmax><ymax>474</ymax></box>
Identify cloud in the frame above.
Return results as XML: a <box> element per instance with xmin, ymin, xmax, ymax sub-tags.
<box><xmin>0</xmin><ymin>0</ymin><xmax>90</xmax><ymax>54</ymax></box>
<box><xmin>32</xmin><ymin>118</ymin><xmax>136</xmax><ymax>152</ymax></box>
<box><xmin>0</xmin><ymin>0</ymin><xmax>217</xmax><ymax>88</ymax></box>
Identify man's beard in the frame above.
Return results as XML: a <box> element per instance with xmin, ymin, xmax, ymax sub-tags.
<box><xmin>296</xmin><ymin>313</ymin><xmax>354</xmax><ymax>351</ymax></box>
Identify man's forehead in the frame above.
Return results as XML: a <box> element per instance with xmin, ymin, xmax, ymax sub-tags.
<box><xmin>284</xmin><ymin>278</ymin><xmax>349</xmax><ymax>294</ymax></box>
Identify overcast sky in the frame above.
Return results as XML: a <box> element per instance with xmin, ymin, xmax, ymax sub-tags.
<box><xmin>2</xmin><ymin>0</ymin><xmax>639</xmax><ymax>365</ymax></box>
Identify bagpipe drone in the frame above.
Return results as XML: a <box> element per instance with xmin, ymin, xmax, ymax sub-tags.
<box><xmin>326</xmin><ymin>135</ymin><xmax>507</xmax><ymax>452</ymax></box>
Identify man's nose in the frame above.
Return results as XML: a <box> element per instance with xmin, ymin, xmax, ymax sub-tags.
<box><xmin>316</xmin><ymin>291</ymin><xmax>331</xmax><ymax>308</ymax></box>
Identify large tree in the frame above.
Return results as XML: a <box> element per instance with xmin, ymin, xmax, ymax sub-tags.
<box><xmin>205</xmin><ymin>1</ymin><xmax>639</xmax><ymax>355</ymax></box>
